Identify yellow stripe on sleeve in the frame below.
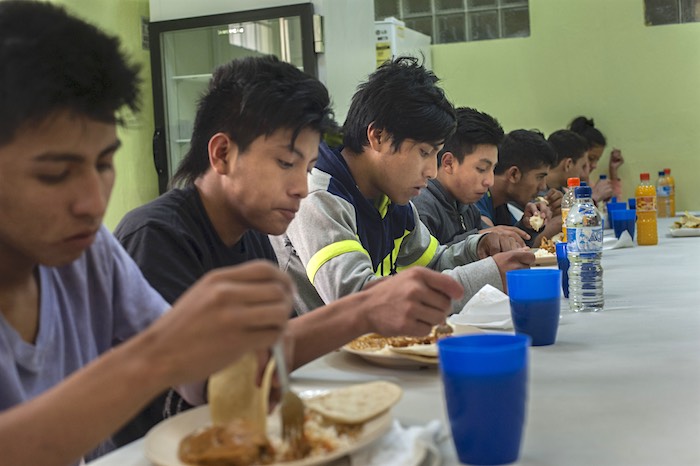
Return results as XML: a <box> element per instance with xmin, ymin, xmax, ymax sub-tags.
<box><xmin>307</xmin><ymin>240</ymin><xmax>370</xmax><ymax>284</ymax></box>
<box><xmin>395</xmin><ymin>234</ymin><xmax>439</xmax><ymax>272</ymax></box>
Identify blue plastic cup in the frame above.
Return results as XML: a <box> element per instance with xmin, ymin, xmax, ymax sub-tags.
<box><xmin>606</xmin><ymin>202</ymin><xmax>627</xmax><ymax>229</ymax></box>
<box><xmin>628</xmin><ymin>197</ymin><xmax>636</xmax><ymax>210</ymax></box>
<box><xmin>506</xmin><ymin>269</ymin><xmax>562</xmax><ymax>346</ymax></box>
<box><xmin>555</xmin><ymin>242</ymin><xmax>569</xmax><ymax>299</ymax></box>
<box><xmin>612</xmin><ymin>209</ymin><xmax>636</xmax><ymax>239</ymax></box>
<box><xmin>438</xmin><ymin>334</ymin><xmax>530</xmax><ymax>466</ymax></box>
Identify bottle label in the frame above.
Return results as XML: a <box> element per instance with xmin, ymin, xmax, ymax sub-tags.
<box><xmin>567</xmin><ymin>226</ymin><xmax>603</xmax><ymax>253</ymax></box>
<box><xmin>656</xmin><ymin>186</ymin><xmax>671</xmax><ymax>196</ymax></box>
<box><xmin>636</xmin><ymin>196</ymin><xmax>656</xmax><ymax>212</ymax></box>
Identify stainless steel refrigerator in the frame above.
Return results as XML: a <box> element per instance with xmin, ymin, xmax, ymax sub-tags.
<box><xmin>148</xmin><ymin>4</ymin><xmax>317</xmax><ymax>193</ymax></box>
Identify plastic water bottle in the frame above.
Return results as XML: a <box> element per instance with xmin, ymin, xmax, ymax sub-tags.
<box><xmin>560</xmin><ymin>177</ymin><xmax>580</xmax><ymax>242</ymax></box>
<box><xmin>566</xmin><ymin>186</ymin><xmax>604</xmax><ymax>312</ymax></box>
<box><xmin>664</xmin><ymin>168</ymin><xmax>675</xmax><ymax>217</ymax></box>
<box><xmin>656</xmin><ymin>170</ymin><xmax>670</xmax><ymax>218</ymax></box>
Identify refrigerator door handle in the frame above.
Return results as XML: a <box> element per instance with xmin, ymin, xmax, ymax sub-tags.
<box><xmin>153</xmin><ymin>127</ymin><xmax>168</xmax><ymax>193</ymax></box>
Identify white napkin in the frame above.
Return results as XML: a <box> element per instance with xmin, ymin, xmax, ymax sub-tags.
<box><xmin>448</xmin><ymin>284</ymin><xmax>513</xmax><ymax>329</ymax></box>
<box><xmin>350</xmin><ymin>419</ymin><xmax>443</xmax><ymax>466</ymax></box>
<box><xmin>607</xmin><ymin>230</ymin><xmax>635</xmax><ymax>249</ymax></box>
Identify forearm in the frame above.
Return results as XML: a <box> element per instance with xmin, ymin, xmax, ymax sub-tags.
<box><xmin>0</xmin><ymin>332</ymin><xmax>168</xmax><ymax>465</ymax></box>
<box><xmin>288</xmin><ymin>292</ymin><xmax>369</xmax><ymax>368</ymax></box>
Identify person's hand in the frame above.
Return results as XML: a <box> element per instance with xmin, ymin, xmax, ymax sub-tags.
<box><xmin>476</xmin><ymin>229</ymin><xmax>527</xmax><ymax>258</ymax></box>
<box><xmin>592</xmin><ymin>179</ymin><xmax>613</xmax><ymax>203</ymax></box>
<box><xmin>491</xmin><ymin>248</ymin><xmax>536</xmax><ymax>292</ymax></box>
<box><xmin>360</xmin><ymin>268</ymin><xmax>464</xmax><ymax>337</ymax></box>
<box><xmin>478</xmin><ymin>225</ymin><xmax>529</xmax><ymax>248</ymax></box>
<box><xmin>523</xmin><ymin>201</ymin><xmax>551</xmax><ymax>230</ymax></box>
<box><xmin>141</xmin><ymin>260</ymin><xmax>294</xmax><ymax>387</ymax></box>
<box><xmin>544</xmin><ymin>188</ymin><xmax>563</xmax><ymax>218</ymax></box>
<box><xmin>609</xmin><ymin>148</ymin><xmax>624</xmax><ymax>179</ymax></box>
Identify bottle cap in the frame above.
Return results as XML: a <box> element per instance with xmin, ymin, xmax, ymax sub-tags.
<box><xmin>640</xmin><ymin>173</ymin><xmax>650</xmax><ymax>181</ymax></box>
<box><xmin>581</xmin><ymin>181</ymin><xmax>588</xmax><ymax>187</ymax></box>
<box><xmin>574</xmin><ymin>186</ymin><xmax>592</xmax><ymax>199</ymax></box>
<box><xmin>664</xmin><ymin>168</ymin><xmax>671</xmax><ymax>175</ymax></box>
<box><xmin>658</xmin><ymin>170</ymin><xmax>665</xmax><ymax>176</ymax></box>
<box><xmin>599</xmin><ymin>174</ymin><xmax>607</xmax><ymax>180</ymax></box>
<box><xmin>567</xmin><ymin>177</ymin><xmax>580</xmax><ymax>187</ymax></box>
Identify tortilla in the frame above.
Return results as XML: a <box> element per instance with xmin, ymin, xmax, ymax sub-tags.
<box><xmin>388</xmin><ymin>342</ymin><xmax>438</xmax><ymax>358</ymax></box>
<box><xmin>530</xmin><ymin>215</ymin><xmax>544</xmax><ymax>231</ymax></box>
<box><xmin>207</xmin><ymin>352</ymin><xmax>274</xmax><ymax>435</ymax></box>
<box><xmin>304</xmin><ymin>381</ymin><xmax>402</xmax><ymax>425</ymax></box>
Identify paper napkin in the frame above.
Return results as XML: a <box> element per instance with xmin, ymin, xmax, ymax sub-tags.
<box><xmin>447</xmin><ymin>284</ymin><xmax>513</xmax><ymax>330</ymax></box>
<box><xmin>608</xmin><ymin>230</ymin><xmax>635</xmax><ymax>249</ymax></box>
<box><xmin>350</xmin><ymin>419</ymin><xmax>443</xmax><ymax>466</ymax></box>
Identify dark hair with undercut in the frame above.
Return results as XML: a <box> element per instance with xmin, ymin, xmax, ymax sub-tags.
<box><xmin>438</xmin><ymin>107</ymin><xmax>504</xmax><ymax>166</ymax></box>
<box><xmin>568</xmin><ymin>116</ymin><xmax>607</xmax><ymax>148</ymax></box>
<box><xmin>0</xmin><ymin>1</ymin><xmax>141</xmax><ymax>146</ymax></box>
<box><xmin>495</xmin><ymin>129</ymin><xmax>557</xmax><ymax>176</ymax></box>
<box><xmin>342</xmin><ymin>56</ymin><xmax>456</xmax><ymax>154</ymax></box>
<box><xmin>547</xmin><ymin>129</ymin><xmax>589</xmax><ymax>165</ymax></box>
<box><xmin>172</xmin><ymin>55</ymin><xmax>334</xmax><ymax>187</ymax></box>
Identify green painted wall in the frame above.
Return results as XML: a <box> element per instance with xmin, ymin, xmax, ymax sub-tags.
<box><xmin>53</xmin><ymin>0</ymin><xmax>159</xmax><ymax>230</ymax></box>
<box><xmin>433</xmin><ymin>0</ymin><xmax>700</xmax><ymax>211</ymax></box>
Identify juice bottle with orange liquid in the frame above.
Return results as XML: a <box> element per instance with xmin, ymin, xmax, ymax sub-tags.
<box><xmin>664</xmin><ymin>168</ymin><xmax>676</xmax><ymax>217</ymax></box>
<box><xmin>635</xmin><ymin>173</ymin><xmax>658</xmax><ymax>245</ymax></box>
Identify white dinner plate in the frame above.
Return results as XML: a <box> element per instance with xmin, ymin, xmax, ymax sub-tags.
<box><xmin>669</xmin><ymin>227</ymin><xmax>700</xmax><ymax>237</ymax></box>
<box><xmin>144</xmin><ymin>394</ymin><xmax>393</xmax><ymax>466</ymax></box>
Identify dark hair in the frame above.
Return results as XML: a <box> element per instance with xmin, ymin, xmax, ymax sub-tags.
<box><xmin>495</xmin><ymin>129</ymin><xmax>557</xmax><ymax>175</ymax></box>
<box><xmin>438</xmin><ymin>107</ymin><xmax>504</xmax><ymax>166</ymax></box>
<box><xmin>342</xmin><ymin>56</ymin><xmax>456</xmax><ymax>154</ymax></box>
<box><xmin>172</xmin><ymin>55</ymin><xmax>334</xmax><ymax>187</ymax></box>
<box><xmin>547</xmin><ymin>129</ymin><xmax>589</xmax><ymax>165</ymax></box>
<box><xmin>568</xmin><ymin>116</ymin><xmax>607</xmax><ymax>148</ymax></box>
<box><xmin>0</xmin><ymin>1</ymin><xmax>140</xmax><ymax>146</ymax></box>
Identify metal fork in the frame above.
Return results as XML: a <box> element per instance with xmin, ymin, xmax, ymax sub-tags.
<box><xmin>271</xmin><ymin>340</ymin><xmax>308</xmax><ymax>458</ymax></box>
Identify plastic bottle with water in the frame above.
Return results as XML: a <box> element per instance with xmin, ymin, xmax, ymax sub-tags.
<box><xmin>656</xmin><ymin>170</ymin><xmax>671</xmax><ymax>218</ymax></box>
<box><xmin>566</xmin><ymin>186</ymin><xmax>604</xmax><ymax>312</ymax></box>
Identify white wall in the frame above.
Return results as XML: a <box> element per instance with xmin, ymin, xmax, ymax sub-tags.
<box><xmin>149</xmin><ymin>0</ymin><xmax>375</xmax><ymax>124</ymax></box>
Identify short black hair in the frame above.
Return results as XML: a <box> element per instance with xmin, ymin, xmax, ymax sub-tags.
<box><xmin>547</xmin><ymin>129</ymin><xmax>589</xmax><ymax>165</ymax></box>
<box><xmin>495</xmin><ymin>129</ymin><xmax>557</xmax><ymax>175</ymax></box>
<box><xmin>438</xmin><ymin>107</ymin><xmax>504</xmax><ymax>166</ymax></box>
<box><xmin>172</xmin><ymin>55</ymin><xmax>335</xmax><ymax>187</ymax></box>
<box><xmin>342</xmin><ymin>56</ymin><xmax>456</xmax><ymax>154</ymax></box>
<box><xmin>0</xmin><ymin>1</ymin><xmax>141</xmax><ymax>146</ymax></box>
<box><xmin>568</xmin><ymin>116</ymin><xmax>607</xmax><ymax>148</ymax></box>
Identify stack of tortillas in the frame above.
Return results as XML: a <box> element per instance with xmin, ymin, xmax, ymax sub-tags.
<box><xmin>304</xmin><ymin>381</ymin><xmax>402</xmax><ymax>424</ymax></box>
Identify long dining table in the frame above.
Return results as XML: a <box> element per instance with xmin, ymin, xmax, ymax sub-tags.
<box><xmin>89</xmin><ymin>216</ymin><xmax>700</xmax><ymax>466</ymax></box>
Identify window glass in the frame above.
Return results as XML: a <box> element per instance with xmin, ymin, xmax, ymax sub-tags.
<box><xmin>469</xmin><ymin>10</ymin><xmax>499</xmax><ymax>40</ymax></box>
<box><xmin>404</xmin><ymin>0</ymin><xmax>432</xmax><ymax>15</ymax></box>
<box><xmin>436</xmin><ymin>0</ymin><xmax>464</xmax><ymax>12</ymax></box>
<box><xmin>502</xmin><ymin>7</ymin><xmax>530</xmax><ymax>37</ymax></box>
<box><xmin>437</xmin><ymin>13</ymin><xmax>467</xmax><ymax>43</ymax></box>
<box><xmin>644</xmin><ymin>0</ymin><xmax>699</xmax><ymax>25</ymax></box>
<box><xmin>405</xmin><ymin>16</ymin><xmax>434</xmax><ymax>37</ymax></box>
<box><xmin>468</xmin><ymin>0</ymin><xmax>497</xmax><ymax>8</ymax></box>
<box><xmin>376</xmin><ymin>0</ymin><xmax>400</xmax><ymax>20</ymax></box>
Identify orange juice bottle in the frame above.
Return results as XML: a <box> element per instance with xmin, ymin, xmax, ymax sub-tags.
<box><xmin>561</xmin><ymin>177</ymin><xmax>580</xmax><ymax>242</ymax></box>
<box><xmin>664</xmin><ymin>168</ymin><xmax>675</xmax><ymax>217</ymax></box>
<box><xmin>635</xmin><ymin>173</ymin><xmax>658</xmax><ymax>245</ymax></box>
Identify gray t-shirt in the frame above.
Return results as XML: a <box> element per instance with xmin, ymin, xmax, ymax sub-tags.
<box><xmin>0</xmin><ymin>226</ymin><xmax>169</xmax><ymax>461</ymax></box>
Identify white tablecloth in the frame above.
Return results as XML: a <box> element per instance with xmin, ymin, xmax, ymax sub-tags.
<box><xmin>89</xmin><ymin>217</ymin><xmax>700</xmax><ymax>466</ymax></box>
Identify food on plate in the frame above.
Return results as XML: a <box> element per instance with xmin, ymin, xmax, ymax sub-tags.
<box><xmin>673</xmin><ymin>211</ymin><xmax>700</xmax><ymax>229</ymax></box>
<box><xmin>389</xmin><ymin>343</ymin><xmax>438</xmax><ymax>358</ymax></box>
<box><xmin>180</xmin><ymin>360</ymin><xmax>400</xmax><ymax>466</ymax></box>
<box><xmin>346</xmin><ymin>324</ymin><xmax>453</xmax><ymax>353</ymax></box>
<box><xmin>529</xmin><ymin>214</ymin><xmax>544</xmax><ymax>231</ymax></box>
<box><xmin>538</xmin><ymin>236</ymin><xmax>557</xmax><ymax>255</ymax></box>
<box><xmin>304</xmin><ymin>381</ymin><xmax>402</xmax><ymax>424</ymax></box>
<box><xmin>533</xmin><ymin>248</ymin><xmax>555</xmax><ymax>259</ymax></box>
<box><xmin>179</xmin><ymin>419</ymin><xmax>274</xmax><ymax>466</ymax></box>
